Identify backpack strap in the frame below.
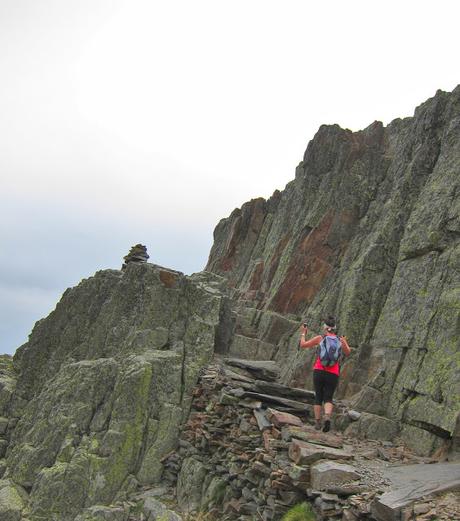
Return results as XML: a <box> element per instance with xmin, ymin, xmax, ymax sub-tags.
<box><xmin>316</xmin><ymin>335</ymin><xmax>326</xmax><ymax>358</ymax></box>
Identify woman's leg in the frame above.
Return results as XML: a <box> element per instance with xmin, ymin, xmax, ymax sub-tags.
<box><xmin>324</xmin><ymin>401</ymin><xmax>334</xmax><ymax>414</ymax></box>
<box><xmin>313</xmin><ymin>370</ymin><xmax>325</xmax><ymax>429</ymax></box>
<box><xmin>322</xmin><ymin>373</ymin><xmax>339</xmax><ymax>432</ymax></box>
<box><xmin>313</xmin><ymin>405</ymin><xmax>322</xmax><ymax>427</ymax></box>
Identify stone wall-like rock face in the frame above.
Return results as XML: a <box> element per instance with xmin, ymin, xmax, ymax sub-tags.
<box><xmin>164</xmin><ymin>359</ymin><xmax>460</xmax><ymax>521</ymax></box>
<box><xmin>1</xmin><ymin>263</ymin><xmax>228</xmax><ymax>520</ymax></box>
<box><xmin>205</xmin><ymin>86</ymin><xmax>460</xmax><ymax>456</ymax></box>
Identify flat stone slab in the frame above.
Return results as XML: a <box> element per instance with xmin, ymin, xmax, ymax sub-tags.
<box><xmin>223</xmin><ymin>367</ymin><xmax>256</xmax><ymax>383</ymax></box>
<box><xmin>267</xmin><ymin>408</ymin><xmax>303</xmax><ymax>428</ymax></box>
<box><xmin>288</xmin><ymin>439</ymin><xmax>353</xmax><ymax>465</ymax></box>
<box><xmin>253</xmin><ymin>380</ymin><xmax>316</xmax><ymax>403</ymax></box>
<box><xmin>282</xmin><ymin>425</ymin><xmax>343</xmax><ymax>448</ymax></box>
<box><xmin>311</xmin><ymin>461</ymin><xmax>360</xmax><ymax>491</ymax></box>
<box><xmin>224</xmin><ymin>358</ymin><xmax>279</xmax><ymax>381</ymax></box>
<box><xmin>371</xmin><ymin>463</ymin><xmax>460</xmax><ymax>521</ymax></box>
<box><xmin>229</xmin><ymin>389</ymin><xmax>309</xmax><ymax>411</ymax></box>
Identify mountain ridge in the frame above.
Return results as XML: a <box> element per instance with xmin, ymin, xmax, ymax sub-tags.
<box><xmin>0</xmin><ymin>86</ymin><xmax>458</xmax><ymax>520</ymax></box>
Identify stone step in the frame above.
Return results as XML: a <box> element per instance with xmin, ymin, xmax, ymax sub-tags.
<box><xmin>229</xmin><ymin>388</ymin><xmax>311</xmax><ymax>412</ymax></box>
<box><xmin>266</xmin><ymin>408</ymin><xmax>304</xmax><ymax>428</ymax></box>
<box><xmin>224</xmin><ymin>358</ymin><xmax>279</xmax><ymax>381</ymax></box>
<box><xmin>281</xmin><ymin>425</ymin><xmax>344</xmax><ymax>449</ymax></box>
<box><xmin>288</xmin><ymin>439</ymin><xmax>353</xmax><ymax>465</ymax></box>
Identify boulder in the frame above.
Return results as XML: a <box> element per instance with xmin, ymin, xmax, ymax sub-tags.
<box><xmin>344</xmin><ymin>412</ymin><xmax>399</xmax><ymax>442</ymax></box>
<box><xmin>311</xmin><ymin>461</ymin><xmax>361</xmax><ymax>490</ymax></box>
<box><xmin>0</xmin><ymin>479</ymin><xmax>27</xmax><ymax>521</ymax></box>
<box><xmin>371</xmin><ymin>463</ymin><xmax>460</xmax><ymax>521</ymax></box>
<box><xmin>143</xmin><ymin>496</ymin><xmax>183</xmax><ymax>521</ymax></box>
<box><xmin>201</xmin><ymin>476</ymin><xmax>228</xmax><ymax>509</ymax></box>
<box><xmin>176</xmin><ymin>457</ymin><xmax>207</xmax><ymax>511</ymax></box>
<box><xmin>267</xmin><ymin>409</ymin><xmax>303</xmax><ymax>428</ymax></box>
<box><xmin>5</xmin><ymin>264</ymin><xmax>227</xmax><ymax>519</ymax></box>
<box><xmin>289</xmin><ymin>439</ymin><xmax>353</xmax><ymax>465</ymax></box>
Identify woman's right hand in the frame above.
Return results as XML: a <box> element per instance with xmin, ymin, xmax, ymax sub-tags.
<box><xmin>340</xmin><ymin>336</ymin><xmax>351</xmax><ymax>355</ymax></box>
<box><xmin>300</xmin><ymin>324</ymin><xmax>308</xmax><ymax>335</ymax></box>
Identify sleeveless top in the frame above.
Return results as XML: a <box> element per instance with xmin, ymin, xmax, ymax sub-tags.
<box><xmin>313</xmin><ymin>333</ymin><xmax>340</xmax><ymax>376</ymax></box>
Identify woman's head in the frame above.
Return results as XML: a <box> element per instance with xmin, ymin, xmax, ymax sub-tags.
<box><xmin>323</xmin><ymin>315</ymin><xmax>337</xmax><ymax>333</ymax></box>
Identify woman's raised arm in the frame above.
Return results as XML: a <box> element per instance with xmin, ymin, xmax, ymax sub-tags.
<box><xmin>299</xmin><ymin>324</ymin><xmax>322</xmax><ymax>349</ymax></box>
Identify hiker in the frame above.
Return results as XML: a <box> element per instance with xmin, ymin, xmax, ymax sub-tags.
<box><xmin>299</xmin><ymin>316</ymin><xmax>351</xmax><ymax>432</ymax></box>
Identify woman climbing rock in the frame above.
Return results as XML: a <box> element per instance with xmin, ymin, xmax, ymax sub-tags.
<box><xmin>299</xmin><ymin>315</ymin><xmax>351</xmax><ymax>432</ymax></box>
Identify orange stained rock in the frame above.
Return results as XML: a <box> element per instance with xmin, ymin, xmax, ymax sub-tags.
<box><xmin>159</xmin><ymin>269</ymin><xmax>179</xmax><ymax>288</ymax></box>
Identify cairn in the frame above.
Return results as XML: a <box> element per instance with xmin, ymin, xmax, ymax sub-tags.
<box><xmin>122</xmin><ymin>244</ymin><xmax>149</xmax><ymax>269</ymax></box>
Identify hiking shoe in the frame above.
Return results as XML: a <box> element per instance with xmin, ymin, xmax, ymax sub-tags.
<box><xmin>314</xmin><ymin>420</ymin><xmax>321</xmax><ymax>431</ymax></box>
<box><xmin>322</xmin><ymin>419</ymin><xmax>331</xmax><ymax>433</ymax></box>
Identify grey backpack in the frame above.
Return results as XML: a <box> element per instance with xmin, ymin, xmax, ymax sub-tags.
<box><xmin>317</xmin><ymin>335</ymin><xmax>342</xmax><ymax>366</ymax></box>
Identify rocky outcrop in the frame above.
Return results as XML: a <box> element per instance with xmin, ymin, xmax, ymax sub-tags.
<box><xmin>206</xmin><ymin>86</ymin><xmax>460</xmax><ymax>456</ymax></box>
<box><xmin>1</xmin><ymin>263</ymin><xmax>229</xmax><ymax>520</ymax></box>
<box><xmin>162</xmin><ymin>359</ymin><xmax>460</xmax><ymax>521</ymax></box>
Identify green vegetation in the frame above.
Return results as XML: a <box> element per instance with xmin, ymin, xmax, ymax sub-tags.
<box><xmin>183</xmin><ymin>512</ymin><xmax>215</xmax><ymax>521</ymax></box>
<box><xmin>281</xmin><ymin>502</ymin><xmax>316</xmax><ymax>521</ymax></box>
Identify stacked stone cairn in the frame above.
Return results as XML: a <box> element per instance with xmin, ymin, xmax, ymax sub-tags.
<box><xmin>122</xmin><ymin>244</ymin><xmax>150</xmax><ymax>269</ymax></box>
<box><xmin>157</xmin><ymin>358</ymin><xmax>459</xmax><ymax>521</ymax></box>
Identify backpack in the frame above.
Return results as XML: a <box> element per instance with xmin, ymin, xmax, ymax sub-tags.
<box><xmin>317</xmin><ymin>335</ymin><xmax>342</xmax><ymax>367</ymax></box>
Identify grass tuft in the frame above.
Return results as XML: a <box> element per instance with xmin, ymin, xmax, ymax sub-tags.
<box><xmin>281</xmin><ymin>502</ymin><xmax>316</xmax><ymax>521</ymax></box>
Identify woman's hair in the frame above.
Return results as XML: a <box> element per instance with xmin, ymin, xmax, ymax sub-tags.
<box><xmin>324</xmin><ymin>315</ymin><xmax>337</xmax><ymax>332</ymax></box>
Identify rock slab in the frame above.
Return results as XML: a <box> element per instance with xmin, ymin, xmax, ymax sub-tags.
<box><xmin>371</xmin><ymin>463</ymin><xmax>460</xmax><ymax>521</ymax></box>
<box><xmin>311</xmin><ymin>461</ymin><xmax>361</xmax><ymax>490</ymax></box>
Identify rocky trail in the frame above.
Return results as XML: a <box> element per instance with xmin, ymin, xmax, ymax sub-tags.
<box><xmin>134</xmin><ymin>357</ymin><xmax>460</xmax><ymax>521</ymax></box>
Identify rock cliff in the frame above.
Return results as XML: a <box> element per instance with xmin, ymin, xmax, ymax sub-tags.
<box><xmin>206</xmin><ymin>86</ymin><xmax>460</xmax><ymax>456</ymax></box>
<box><xmin>0</xmin><ymin>263</ymin><xmax>229</xmax><ymax>520</ymax></box>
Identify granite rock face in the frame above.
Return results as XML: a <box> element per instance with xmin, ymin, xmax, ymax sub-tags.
<box><xmin>2</xmin><ymin>263</ymin><xmax>228</xmax><ymax>520</ymax></box>
<box><xmin>206</xmin><ymin>86</ymin><xmax>460</xmax><ymax>456</ymax></box>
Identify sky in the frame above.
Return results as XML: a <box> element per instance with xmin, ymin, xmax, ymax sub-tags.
<box><xmin>1</xmin><ymin>0</ymin><xmax>459</xmax><ymax>355</ymax></box>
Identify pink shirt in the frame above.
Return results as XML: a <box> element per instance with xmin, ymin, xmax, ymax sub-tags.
<box><xmin>313</xmin><ymin>333</ymin><xmax>340</xmax><ymax>375</ymax></box>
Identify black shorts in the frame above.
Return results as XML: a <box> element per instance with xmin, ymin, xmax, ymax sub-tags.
<box><xmin>313</xmin><ymin>369</ymin><xmax>339</xmax><ymax>405</ymax></box>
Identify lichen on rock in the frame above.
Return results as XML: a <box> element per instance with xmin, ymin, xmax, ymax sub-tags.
<box><xmin>3</xmin><ymin>264</ymin><xmax>228</xmax><ymax>520</ymax></box>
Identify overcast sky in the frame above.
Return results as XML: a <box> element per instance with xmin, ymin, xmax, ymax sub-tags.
<box><xmin>1</xmin><ymin>0</ymin><xmax>459</xmax><ymax>355</ymax></box>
